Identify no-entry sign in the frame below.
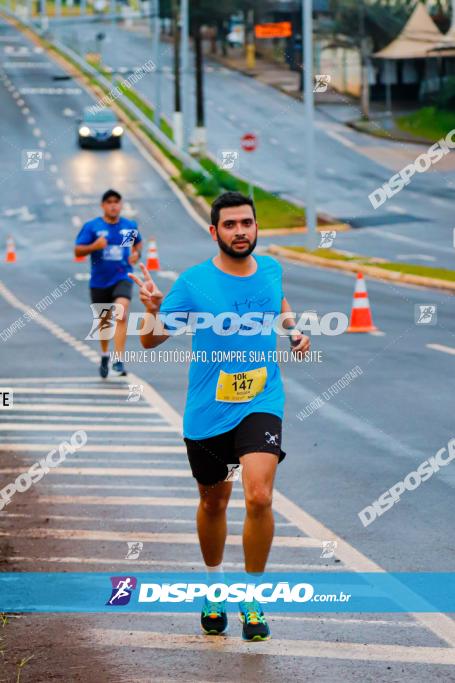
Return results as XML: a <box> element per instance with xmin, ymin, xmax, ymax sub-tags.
<box><xmin>241</xmin><ymin>133</ymin><xmax>258</xmax><ymax>152</ymax></box>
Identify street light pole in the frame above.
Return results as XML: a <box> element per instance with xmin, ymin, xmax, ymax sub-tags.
<box><xmin>303</xmin><ymin>0</ymin><xmax>317</xmax><ymax>245</ymax></box>
<box><xmin>180</xmin><ymin>0</ymin><xmax>190</xmax><ymax>151</ymax></box>
<box><xmin>152</xmin><ymin>0</ymin><xmax>162</xmax><ymax>130</ymax></box>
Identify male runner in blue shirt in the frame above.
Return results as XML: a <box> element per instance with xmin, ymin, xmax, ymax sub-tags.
<box><xmin>75</xmin><ymin>189</ymin><xmax>142</xmax><ymax>378</ymax></box>
<box><xmin>130</xmin><ymin>191</ymin><xmax>310</xmax><ymax>641</ymax></box>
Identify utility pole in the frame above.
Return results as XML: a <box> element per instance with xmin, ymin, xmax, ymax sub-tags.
<box><xmin>180</xmin><ymin>0</ymin><xmax>190</xmax><ymax>151</ymax></box>
<box><xmin>359</xmin><ymin>0</ymin><xmax>370</xmax><ymax>119</ymax></box>
<box><xmin>193</xmin><ymin>18</ymin><xmax>206</xmax><ymax>153</ymax></box>
<box><xmin>172</xmin><ymin>0</ymin><xmax>182</xmax><ymax>148</ymax></box>
<box><xmin>303</xmin><ymin>0</ymin><xmax>317</xmax><ymax>244</ymax></box>
<box><xmin>152</xmin><ymin>0</ymin><xmax>162</xmax><ymax>131</ymax></box>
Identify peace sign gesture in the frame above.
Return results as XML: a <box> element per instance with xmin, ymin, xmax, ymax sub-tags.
<box><xmin>129</xmin><ymin>263</ymin><xmax>163</xmax><ymax>314</ymax></box>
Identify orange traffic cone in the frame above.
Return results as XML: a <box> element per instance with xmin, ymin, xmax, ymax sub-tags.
<box><xmin>347</xmin><ymin>273</ymin><xmax>377</xmax><ymax>333</ymax></box>
<box><xmin>146</xmin><ymin>239</ymin><xmax>160</xmax><ymax>271</ymax></box>
<box><xmin>5</xmin><ymin>236</ymin><xmax>16</xmax><ymax>263</ymax></box>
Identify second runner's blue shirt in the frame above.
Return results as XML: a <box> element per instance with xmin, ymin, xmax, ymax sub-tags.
<box><xmin>75</xmin><ymin>216</ymin><xmax>142</xmax><ymax>288</ymax></box>
<box><xmin>159</xmin><ymin>255</ymin><xmax>285</xmax><ymax>439</ymax></box>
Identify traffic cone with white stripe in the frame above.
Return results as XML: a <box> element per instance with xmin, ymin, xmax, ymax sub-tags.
<box><xmin>5</xmin><ymin>236</ymin><xmax>16</xmax><ymax>263</ymax></box>
<box><xmin>347</xmin><ymin>273</ymin><xmax>377</xmax><ymax>333</ymax></box>
<box><xmin>146</xmin><ymin>238</ymin><xmax>160</xmax><ymax>271</ymax></box>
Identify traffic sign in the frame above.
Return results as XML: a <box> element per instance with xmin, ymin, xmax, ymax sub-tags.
<box><xmin>241</xmin><ymin>133</ymin><xmax>258</xmax><ymax>153</ymax></box>
<box><xmin>255</xmin><ymin>22</ymin><xmax>292</xmax><ymax>39</ymax></box>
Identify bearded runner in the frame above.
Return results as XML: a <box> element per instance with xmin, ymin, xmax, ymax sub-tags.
<box><xmin>129</xmin><ymin>191</ymin><xmax>310</xmax><ymax>641</ymax></box>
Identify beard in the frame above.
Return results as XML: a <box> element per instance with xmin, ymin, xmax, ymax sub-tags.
<box><xmin>216</xmin><ymin>231</ymin><xmax>257</xmax><ymax>259</ymax></box>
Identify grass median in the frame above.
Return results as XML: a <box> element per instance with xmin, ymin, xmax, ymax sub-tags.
<box><xmin>282</xmin><ymin>246</ymin><xmax>455</xmax><ymax>283</ymax></box>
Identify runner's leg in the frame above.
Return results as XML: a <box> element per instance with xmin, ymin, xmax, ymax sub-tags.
<box><xmin>239</xmin><ymin>452</ymin><xmax>277</xmax><ymax>573</ymax></box>
<box><xmin>113</xmin><ymin>296</ymin><xmax>129</xmax><ymax>355</ymax></box>
<box><xmin>196</xmin><ymin>481</ymin><xmax>232</xmax><ymax>566</ymax></box>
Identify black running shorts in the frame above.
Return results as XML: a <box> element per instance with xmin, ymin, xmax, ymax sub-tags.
<box><xmin>90</xmin><ymin>279</ymin><xmax>133</xmax><ymax>303</ymax></box>
<box><xmin>184</xmin><ymin>412</ymin><xmax>286</xmax><ymax>486</ymax></box>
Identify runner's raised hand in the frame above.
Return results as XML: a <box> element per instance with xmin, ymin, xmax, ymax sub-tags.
<box><xmin>129</xmin><ymin>263</ymin><xmax>163</xmax><ymax>313</ymax></box>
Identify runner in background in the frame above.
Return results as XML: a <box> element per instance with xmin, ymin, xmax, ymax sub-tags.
<box><xmin>74</xmin><ymin>189</ymin><xmax>142</xmax><ymax>377</ymax></box>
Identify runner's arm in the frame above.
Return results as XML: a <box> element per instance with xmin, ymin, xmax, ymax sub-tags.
<box><xmin>281</xmin><ymin>296</ymin><xmax>311</xmax><ymax>354</ymax></box>
<box><xmin>74</xmin><ymin>235</ymin><xmax>107</xmax><ymax>257</ymax></box>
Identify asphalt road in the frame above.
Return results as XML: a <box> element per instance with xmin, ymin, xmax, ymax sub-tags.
<box><xmin>1</xmin><ymin>15</ymin><xmax>455</xmax><ymax>683</ymax></box>
<box><xmin>52</xmin><ymin>18</ymin><xmax>455</xmax><ymax>269</ymax></box>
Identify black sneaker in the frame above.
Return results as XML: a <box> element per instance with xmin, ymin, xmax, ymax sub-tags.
<box><xmin>112</xmin><ymin>361</ymin><xmax>127</xmax><ymax>376</ymax></box>
<box><xmin>238</xmin><ymin>600</ymin><xmax>270</xmax><ymax>641</ymax></box>
<box><xmin>200</xmin><ymin>598</ymin><xmax>228</xmax><ymax>635</ymax></box>
<box><xmin>99</xmin><ymin>356</ymin><xmax>109</xmax><ymax>378</ymax></box>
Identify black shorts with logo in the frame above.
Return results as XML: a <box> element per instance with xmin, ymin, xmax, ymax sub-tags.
<box><xmin>184</xmin><ymin>412</ymin><xmax>285</xmax><ymax>486</ymax></box>
<box><xmin>90</xmin><ymin>279</ymin><xmax>133</xmax><ymax>304</ymax></box>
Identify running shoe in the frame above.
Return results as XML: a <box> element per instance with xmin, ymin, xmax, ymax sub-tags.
<box><xmin>112</xmin><ymin>360</ymin><xmax>127</xmax><ymax>376</ymax></box>
<box><xmin>99</xmin><ymin>356</ymin><xmax>109</xmax><ymax>378</ymax></box>
<box><xmin>238</xmin><ymin>600</ymin><xmax>270</xmax><ymax>641</ymax></box>
<box><xmin>200</xmin><ymin>598</ymin><xmax>228</xmax><ymax>635</ymax></box>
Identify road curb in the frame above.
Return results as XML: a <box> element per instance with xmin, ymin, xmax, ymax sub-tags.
<box><xmin>267</xmin><ymin>244</ymin><xmax>455</xmax><ymax>292</ymax></box>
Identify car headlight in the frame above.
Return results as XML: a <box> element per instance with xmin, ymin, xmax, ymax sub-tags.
<box><xmin>112</xmin><ymin>125</ymin><xmax>124</xmax><ymax>137</ymax></box>
<box><xmin>79</xmin><ymin>126</ymin><xmax>91</xmax><ymax>137</ymax></box>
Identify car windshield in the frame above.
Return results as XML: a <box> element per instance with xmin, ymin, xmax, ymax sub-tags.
<box><xmin>83</xmin><ymin>109</ymin><xmax>117</xmax><ymax>123</ymax></box>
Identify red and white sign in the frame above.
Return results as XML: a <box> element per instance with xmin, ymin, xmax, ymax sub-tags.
<box><xmin>241</xmin><ymin>133</ymin><xmax>258</xmax><ymax>153</ymax></box>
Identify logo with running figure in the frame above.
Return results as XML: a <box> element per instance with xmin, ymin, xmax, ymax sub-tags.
<box><xmin>85</xmin><ymin>303</ymin><xmax>124</xmax><ymax>340</ymax></box>
<box><xmin>107</xmin><ymin>576</ymin><xmax>137</xmax><ymax>605</ymax></box>
<box><xmin>119</xmin><ymin>229</ymin><xmax>138</xmax><ymax>247</ymax></box>
<box><xmin>265</xmin><ymin>432</ymin><xmax>279</xmax><ymax>446</ymax></box>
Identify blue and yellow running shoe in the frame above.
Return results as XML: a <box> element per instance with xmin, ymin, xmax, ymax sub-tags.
<box><xmin>238</xmin><ymin>600</ymin><xmax>270</xmax><ymax>641</ymax></box>
<box><xmin>200</xmin><ymin>598</ymin><xmax>228</xmax><ymax>635</ymax></box>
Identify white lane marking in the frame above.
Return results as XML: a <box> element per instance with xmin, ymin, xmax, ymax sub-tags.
<box><xmin>326</xmin><ymin>129</ymin><xmax>355</xmax><ymax>149</ymax></box>
<box><xmin>38</xmin><ymin>139</ymin><xmax>46</xmax><ymax>148</ymax></box>
<box><xmin>19</xmin><ymin>87</ymin><xmax>82</xmax><ymax>95</ymax></box>
<box><xmin>11</xmin><ymin>404</ymin><xmax>154</xmax><ymax>413</ymax></box>
<box><xmin>0</xmin><ymin>423</ymin><xmax>178</xmax><ymax>433</ymax></box>
<box><xmin>426</xmin><ymin>343</ymin><xmax>455</xmax><ymax>356</ymax></box>
<box><xmin>17</xmin><ymin>98</ymin><xmax>24</xmax><ymax>106</ymax></box>
<box><xmin>396</xmin><ymin>254</ymin><xmax>436</xmax><ymax>262</ymax></box>
<box><xmin>0</xmin><ymin>467</ymin><xmax>190</xmax><ymax>477</ymax></box>
<box><xmin>63</xmin><ymin>195</ymin><xmax>72</xmax><ymax>206</ymax></box>
<box><xmin>72</xmin><ymin>215</ymin><xmax>82</xmax><ymax>228</ymax></box>
<box><xmin>56</xmin><ymin>178</ymin><xmax>65</xmax><ymax>189</ymax></box>
<box><xmin>269</xmin><ymin>137</ymin><xmax>278</xmax><ymax>145</ymax></box>
<box><xmin>75</xmin><ymin>273</ymin><xmax>90</xmax><ymax>280</ymax></box>
<box><xmin>12</xmin><ymin>91</ymin><xmax>20</xmax><ymax>99</ymax></box>
<box><xmin>27</xmin><ymin>115</ymin><xmax>35</xmax><ymax>124</ymax></box>
<box><xmin>88</xmin><ymin>630</ymin><xmax>455</xmax><ymax>665</ymax></box>
<box><xmin>157</xmin><ymin>270</ymin><xmax>178</xmax><ymax>281</ymax></box>
<box><xmin>32</xmin><ymin>127</ymin><xmax>41</xmax><ymax>136</ymax></box>
<box><xmin>10</xmin><ymin>556</ymin><xmax>326</xmax><ymax>571</ymax></box>
<box><xmin>4</xmin><ymin>444</ymin><xmax>186</xmax><ymax>453</ymax></box>
<box><xmin>3</xmin><ymin>61</ymin><xmax>51</xmax><ymax>68</ymax></box>
<box><xmin>21</xmin><ymin>107</ymin><xmax>29</xmax><ymax>114</ymax></box>
<box><xmin>0</xmin><ymin>528</ymin><xmax>320</xmax><ymax>548</ymax></box>
<box><xmin>12</xmin><ymin>386</ymin><xmax>135</xmax><ymax>395</ymax></box>
<box><xmin>31</xmin><ymin>495</ymin><xmax>243</xmax><ymax>507</ymax></box>
<box><xmin>386</xmin><ymin>205</ymin><xmax>406</xmax><ymax>215</ymax></box>
<box><xmin>50</xmin><ymin>164</ymin><xmax>58</xmax><ymax>173</ymax></box>
<box><xmin>0</xmin><ymin>376</ymin><xmax>122</xmax><ymax>382</ymax></box>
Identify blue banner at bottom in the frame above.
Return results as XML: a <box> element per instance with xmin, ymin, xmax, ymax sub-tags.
<box><xmin>1</xmin><ymin>572</ymin><xmax>454</xmax><ymax>613</ymax></box>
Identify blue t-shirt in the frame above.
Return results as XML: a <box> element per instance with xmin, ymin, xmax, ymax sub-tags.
<box><xmin>75</xmin><ymin>217</ymin><xmax>143</xmax><ymax>288</ymax></box>
<box><xmin>160</xmin><ymin>255</ymin><xmax>285</xmax><ymax>439</ymax></box>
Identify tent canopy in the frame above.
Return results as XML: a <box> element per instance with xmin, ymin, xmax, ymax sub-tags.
<box><xmin>374</xmin><ymin>3</ymin><xmax>443</xmax><ymax>60</ymax></box>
